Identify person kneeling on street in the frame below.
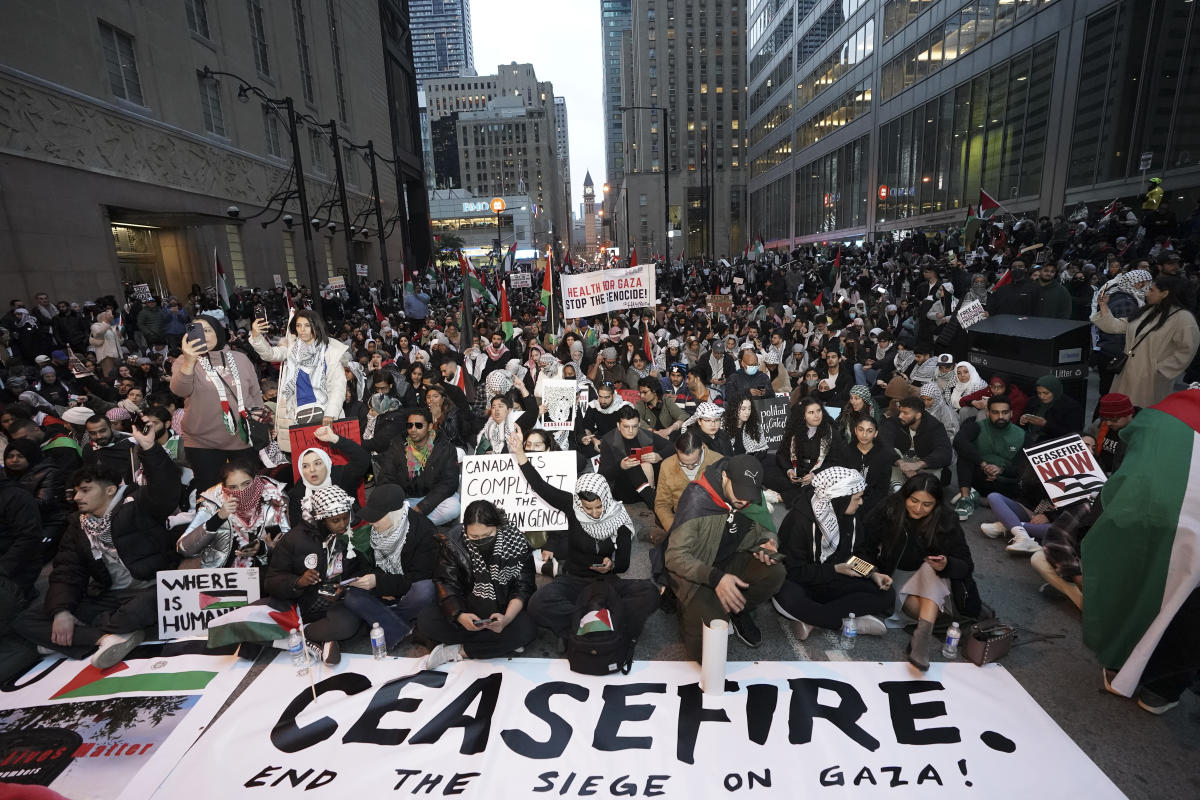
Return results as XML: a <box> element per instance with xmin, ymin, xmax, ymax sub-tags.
<box><xmin>665</xmin><ymin>455</ymin><xmax>786</xmax><ymax>659</ymax></box>
<box><xmin>772</xmin><ymin>467</ymin><xmax>895</xmax><ymax>640</ymax></box>
<box><xmin>509</xmin><ymin>430</ymin><xmax>660</xmax><ymax>651</ymax></box>
<box><xmin>418</xmin><ymin>500</ymin><xmax>537</xmax><ymax>669</ymax></box>
<box><xmin>265</xmin><ymin>485</ymin><xmax>361</xmax><ymax>667</ymax></box>
<box><xmin>343</xmin><ymin>484</ymin><xmax>439</xmax><ymax>651</ymax></box>
<box><xmin>15</xmin><ymin>421</ymin><xmax>180</xmax><ymax>669</ymax></box>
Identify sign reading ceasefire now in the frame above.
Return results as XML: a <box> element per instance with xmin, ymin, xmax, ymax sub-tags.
<box><xmin>561</xmin><ymin>265</ymin><xmax>656</xmax><ymax>316</ymax></box>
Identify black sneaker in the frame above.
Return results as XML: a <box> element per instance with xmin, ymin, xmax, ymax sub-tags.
<box><xmin>730</xmin><ymin>611</ymin><xmax>762</xmax><ymax>648</ymax></box>
<box><xmin>658</xmin><ymin>586</ymin><xmax>677</xmax><ymax>615</ymax></box>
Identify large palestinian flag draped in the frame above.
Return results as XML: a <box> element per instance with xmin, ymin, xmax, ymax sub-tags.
<box><xmin>1082</xmin><ymin>389</ymin><xmax>1200</xmax><ymax>696</ymax></box>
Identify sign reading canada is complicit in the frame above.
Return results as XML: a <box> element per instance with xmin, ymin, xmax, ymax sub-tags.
<box><xmin>561</xmin><ymin>265</ymin><xmax>657</xmax><ymax>317</ymax></box>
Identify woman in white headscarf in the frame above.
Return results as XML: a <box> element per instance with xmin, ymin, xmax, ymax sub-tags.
<box><xmin>510</xmin><ymin>432</ymin><xmax>661</xmax><ymax>648</ymax></box>
<box><xmin>474</xmin><ymin>370</ymin><xmax>538</xmax><ymax>455</ymax></box>
<box><xmin>772</xmin><ymin>466</ymin><xmax>894</xmax><ymax>640</ymax></box>
<box><xmin>285</xmin><ymin>426</ymin><xmax>370</xmax><ymax>524</ymax></box>
<box><xmin>949</xmin><ymin>361</ymin><xmax>987</xmax><ymax>419</ymax></box>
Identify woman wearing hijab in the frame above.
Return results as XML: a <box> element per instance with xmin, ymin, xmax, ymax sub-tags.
<box><xmin>511</xmin><ymin>433</ymin><xmax>660</xmax><ymax>648</ymax></box>
<box><xmin>3</xmin><ymin>439</ymin><xmax>69</xmax><ymax>562</ymax></box>
<box><xmin>838</xmin><ymin>385</ymin><xmax>882</xmax><ymax>444</ymax></box>
<box><xmin>170</xmin><ymin>314</ymin><xmax>264</xmax><ymax>491</ymax></box>
<box><xmin>772</xmin><ymin>467</ymin><xmax>895</xmax><ymax>640</ymax></box>
<box><xmin>250</xmin><ymin>310</ymin><xmax>348</xmax><ymax>454</ymax></box>
<box><xmin>286</xmin><ymin>426</ymin><xmax>370</xmax><ymax>525</ymax></box>
<box><xmin>920</xmin><ymin>382</ymin><xmax>960</xmax><ymax>439</ymax></box>
<box><xmin>418</xmin><ymin>499</ymin><xmax>537</xmax><ymax>670</ymax></box>
<box><xmin>1021</xmin><ymin>375</ymin><xmax>1084</xmax><ymax>444</ymax></box>
<box><xmin>855</xmin><ymin>473</ymin><xmax>980</xmax><ymax>671</ymax></box>
<box><xmin>962</xmin><ymin>373</ymin><xmax>1027</xmax><ymax>422</ymax></box>
<box><xmin>682</xmin><ymin>401</ymin><xmax>732</xmax><ymax>455</ymax></box>
<box><xmin>949</xmin><ymin>361</ymin><xmax>987</xmax><ymax>419</ymax></box>
<box><xmin>265</xmin><ymin>485</ymin><xmax>362</xmax><ymax>667</ymax></box>
<box><xmin>474</xmin><ymin>370</ymin><xmax>538</xmax><ymax>455</ymax></box>
<box><xmin>178</xmin><ymin>456</ymin><xmax>289</xmax><ymax>572</ymax></box>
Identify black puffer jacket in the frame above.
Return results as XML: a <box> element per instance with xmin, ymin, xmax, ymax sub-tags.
<box><xmin>264</xmin><ymin>520</ymin><xmax>366</xmax><ymax>617</ymax></box>
<box><xmin>375</xmin><ymin>434</ymin><xmax>459</xmax><ymax>518</ymax></box>
<box><xmin>0</xmin><ymin>478</ymin><xmax>46</xmax><ymax>596</ymax></box>
<box><xmin>13</xmin><ymin>461</ymin><xmax>70</xmax><ymax>541</ymax></box>
<box><xmin>432</xmin><ymin>523</ymin><xmax>534</xmax><ymax>620</ymax></box>
<box><xmin>43</xmin><ymin>445</ymin><xmax>181</xmax><ymax>616</ymax></box>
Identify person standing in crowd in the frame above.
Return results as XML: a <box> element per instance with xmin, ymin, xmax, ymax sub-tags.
<box><xmin>170</xmin><ymin>315</ymin><xmax>262</xmax><ymax>491</ymax></box>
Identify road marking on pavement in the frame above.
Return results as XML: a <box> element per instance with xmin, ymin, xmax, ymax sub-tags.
<box><xmin>776</xmin><ymin>617</ymin><xmax>813</xmax><ymax>661</ymax></box>
<box><xmin>823</xmin><ymin>649</ymin><xmax>850</xmax><ymax>661</ymax></box>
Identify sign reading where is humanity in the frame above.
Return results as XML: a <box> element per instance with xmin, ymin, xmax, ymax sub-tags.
<box><xmin>157</xmin><ymin>568</ymin><xmax>261</xmax><ymax>640</ymax></box>
<box><xmin>1024</xmin><ymin>434</ymin><xmax>1107</xmax><ymax>508</ymax></box>
<box><xmin>561</xmin><ymin>264</ymin><xmax>656</xmax><ymax>316</ymax></box>
<box><xmin>147</xmin><ymin>656</ymin><xmax>1124</xmax><ymax>798</ymax></box>
<box><xmin>459</xmin><ymin>451</ymin><xmax>576</xmax><ymax>530</ymax></box>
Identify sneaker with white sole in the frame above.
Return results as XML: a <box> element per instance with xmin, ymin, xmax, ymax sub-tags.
<box><xmin>1136</xmin><ymin>688</ymin><xmax>1180</xmax><ymax>715</ymax></box>
<box><xmin>855</xmin><ymin>615</ymin><xmax>887</xmax><ymax>636</ymax></box>
<box><xmin>954</xmin><ymin>495</ymin><xmax>974</xmax><ymax>521</ymax></box>
<box><xmin>771</xmin><ymin>598</ymin><xmax>813</xmax><ymax>640</ymax></box>
<box><xmin>979</xmin><ymin>521</ymin><xmax>1007</xmax><ymax>539</ymax></box>
<box><xmin>424</xmin><ymin>643</ymin><xmax>465</xmax><ymax>670</ymax></box>
<box><xmin>90</xmin><ymin>630</ymin><xmax>145</xmax><ymax>670</ymax></box>
<box><xmin>1005</xmin><ymin>526</ymin><xmax>1043</xmax><ymax>554</ymax></box>
<box><xmin>730</xmin><ymin>611</ymin><xmax>762</xmax><ymax>648</ymax></box>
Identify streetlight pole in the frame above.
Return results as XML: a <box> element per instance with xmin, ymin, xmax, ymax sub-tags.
<box><xmin>365</xmin><ymin>140</ymin><xmax>391</xmax><ymax>289</ymax></box>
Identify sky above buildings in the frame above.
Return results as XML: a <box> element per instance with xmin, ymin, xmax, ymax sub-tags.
<box><xmin>471</xmin><ymin>0</ymin><xmax>603</xmax><ymax>214</ymax></box>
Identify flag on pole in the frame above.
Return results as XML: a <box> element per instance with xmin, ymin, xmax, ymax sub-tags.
<box><xmin>963</xmin><ymin>204</ymin><xmax>982</xmax><ymax>249</ymax></box>
<box><xmin>499</xmin><ymin>282</ymin><xmax>513</xmax><ymax>340</ymax></box>
<box><xmin>504</xmin><ymin>242</ymin><xmax>518</xmax><ymax>271</ymax></box>
<box><xmin>214</xmin><ymin>247</ymin><xmax>232</xmax><ymax>311</ymax></box>
<box><xmin>743</xmin><ymin>240</ymin><xmax>751</xmax><ymax>260</ymax></box>
<box><xmin>991</xmin><ymin>269</ymin><xmax>1012</xmax><ymax>292</ymax></box>
<box><xmin>630</xmin><ymin>247</ymin><xmax>638</xmax><ymax>267</ymax></box>
<box><xmin>831</xmin><ymin>246</ymin><xmax>842</xmax><ymax>299</ymax></box>
<box><xmin>978</xmin><ymin>189</ymin><xmax>1002</xmax><ymax>219</ymax></box>
<box><xmin>459</xmin><ymin>251</ymin><xmax>496</xmax><ymax>306</ymax></box>
<box><xmin>541</xmin><ymin>262</ymin><xmax>552</xmax><ymax>309</ymax></box>
<box><xmin>1083</xmin><ymin>390</ymin><xmax>1200</xmax><ymax>696</ymax></box>
<box><xmin>458</xmin><ymin>252</ymin><xmax>474</xmax><ymax>351</ymax></box>
<box><xmin>374</xmin><ymin>303</ymin><xmax>386</xmax><ymax>324</ymax></box>
<box><xmin>643</xmin><ymin>328</ymin><xmax>654</xmax><ymax>361</ymax></box>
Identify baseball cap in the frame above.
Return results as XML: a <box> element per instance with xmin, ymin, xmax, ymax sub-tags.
<box><xmin>937</xmin><ymin>353</ymin><xmax>954</xmax><ymax>366</ymax></box>
<box><xmin>360</xmin><ymin>484</ymin><xmax>407</xmax><ymax>524</ymax></box>
<box><xmin>723</xmin><ymin>455</ymin><xmax>764</xmax><ymax>503</ymax></box>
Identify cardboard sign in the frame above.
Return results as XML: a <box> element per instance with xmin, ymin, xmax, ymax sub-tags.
<box><xmin>355</xmin><ymin>263</ymin><xmax>369</xmax><ymax>277</ymax></box>
<box><xmin>132</xmin><ymin>283</ymin><xmax>153</xmax><ymax>302</ymax></box>
<box><xmin>539</xmin><ymin>378</ymin><xmax>578</xmax><ymax>430</ymax></box>
<box><xmin>288</xmin><ymin>419</ymin><xmax>366</xmax><ymax>505</ymax></box>
<box><xmin>273</xmin><ymin>274</ymin><xmax>283</xmax><ymax>288</ymax></box>
<box><xmin>1024</xmin><ymin>434</ymin><xmax>1107</xmax><ymax>508</ymax></box>
<box><xmin>460</xmin><ymin>451</ymin><xmax>576</xmax><ymax>530</ymax></box>
<box><xmin>327</xmin><ymin>276</ymin><xmax>346</xmax><ymax>291</ymax></box>
<box><xmin>755</xmin><ymin>396</ymin><xmax>790</xmax><ymax>448</ymax></box>
<box><xmin>956</xmin><ymin>299</ymin><xmax>987</xmax><ymax>329</ymax></box>
<box><xmin>619</xmin><ymin>389</ymin><xmax>640</xmax><ymax>406</ymax></box>
<box><xmin>510</xmin><ymin>272</ymin><xmax>532</xmax><ymax>289</ymax></box>
<box><xmin>560</xmin><ymin>264</ymin><xmax>656</xmax><ymax>316</ymax></box>
<box><xmin>733</xmin><ymin>276</ymin><xmax>744</xmax><ymax>285</ymax></box>
<box><xmin>157</xmin><ymin>568</ymin><xmax>261</xmax><ymax>640</ymax></box>
<box><xmin>707</xmin><ymin>294</ymin><xmax>733</xmax><ymax>315</ymax></box>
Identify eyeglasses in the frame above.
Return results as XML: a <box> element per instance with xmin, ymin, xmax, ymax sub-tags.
<box><xmin>406</xmin><ymin>422</ymin><xmax>426</xmax><ymax>429</ymax></box>
<box><xmin>599</xmin><ymin>381</ymin><xmax>615</xmax><ymax>389</ymax></box>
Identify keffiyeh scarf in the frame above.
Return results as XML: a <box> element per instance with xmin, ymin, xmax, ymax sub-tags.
<box><xmin>466</xmin><ymin>520</ymin><xmax>527</xmax><ymax>602</ymax></box>
<box><xmin>811</xmin><ymin>467</ymin><xmax>866</xmax><ymax>562</ymax></box>
<box><xmin>305</xmin><ymin>485</ymin><xmax>353</xmax><ymax>523</ymax></box>
<box><xmin>281</xmin><ymin>337</ymin><xmax>328</xmax><ymax>415</ymax></box>
<box><xmin>198</xmin><ymin>349</ymin><xmax>248</xmax><ymax>440</ymax></box>
<box><xmin>80</xmin><ymin>485</ymin><xmax>129</xmax><ymax>558</ymax></box>
<box><xmin>371</xmin><ymin>503</ymin><xmax>411</xmax><ymax>575</ymax></box>
<box><xmin>573</xmin><ymin>473</ymin><xmax>633</xmax><ymax>542</ymax></box>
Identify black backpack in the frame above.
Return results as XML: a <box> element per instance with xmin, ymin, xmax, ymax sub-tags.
<box><xmin>565</xmin><ymin>577</ymin><xmax>633</xmax><ymax>675</ymax></box>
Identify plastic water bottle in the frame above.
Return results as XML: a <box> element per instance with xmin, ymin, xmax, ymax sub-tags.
<box><xmin>942</xmin><ymin>622</ymin><xmax>962</xmax><ymax>660</ymax></box>
<box><xmin>840</xmin><ymin>614</ymin><xmax>857</xmax><ymax>651</ymax></box>
<box><xmin>288</xmin><ymin>629</ymin><xmax>308</xmax><ymax>676</ymax></box>
<box><xmin>370</xmin><ymin>622</ymin><xmax>387</xmax><ymax>659</ymax></box>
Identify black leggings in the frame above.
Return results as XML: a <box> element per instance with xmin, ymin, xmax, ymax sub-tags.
<box><xmin>304</xmin><ymin>604</ymin><xmax>361</xmax><ymax>644</ymax></box>
<box><xmin>773</xmin><ymin>573</ymin><xmax>896</xmax><ymax>631</ymax></box>
<box><xmin>186</xmin><ymin>446</ymin><xmax>257</xmax><ymax>493</ymax></box>
<box><xmin>416</xmin><ymin>606</ymin><xmax>537</xmax><ymax>659</ymax></box>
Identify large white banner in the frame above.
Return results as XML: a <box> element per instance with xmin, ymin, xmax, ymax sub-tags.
<box><xmin>561</xmin><ymin>264</ymin><xmax>656</xmax><ymax>317</ymax></box>
<box><xmin>459</xmin><ymin>451</ymin><xmax>577</xmax><ymax>530</ymax></box>
<box><xmin>150</xmin><ymin>656</ymin><xmax>1122</xmax><ymax>798</ymax></box>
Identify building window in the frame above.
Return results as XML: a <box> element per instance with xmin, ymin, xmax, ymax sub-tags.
<box><xmin>283</xmin><ymin>232</ymin><xmax>298</xmax><ymax>285</ymax></box>
<box><xmin>640</xmin><ymin>194</ymin><xmax>648</xmax><ymax>207</ymax></box>
<box><xmin>185</xmin><ymin>0</ymin><xmax>210</xmax><ymax>38</ymax></box>
<box><xmin>98</xmin><ymin>21</ymin><xmax>144</xmax><ymax>105</ymax></box>
<box><xmin>263</xmin><ymin>104</ymin><xmax>282</xmax><ymax>157</ymax></box>
<box><xmin>342</xmin><ymin>145</ymin><xmax>358</xmax><ymax>186</ymax></box>
<box><xmin>198</xmin><ymin>72</ymin><xmax>226</xmax><ymax>136</ymax></box>
<box><xmin>248</xmin><ymin>0</ymin><xmax>270</xmax><ymax>76</ymax></box>
<box><xmin>291</xmin><ymin>0</ymin><xmax>315</xmax><ymax>103</ymax></box>
<box><xmin>309</xmin><ymin>127</ymin><xmax>326</xmax><ymax>173</ymax></box>
<box><xmin>326</xmin><ymin>0</ymin><xmax>348</xmax><ymax>122</ymax></box>
<box><xmin>225</xmin><ymin>225</ymin><xmax>248</xmax><ymax>286</ymax></box>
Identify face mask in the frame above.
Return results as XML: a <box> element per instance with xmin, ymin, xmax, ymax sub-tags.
<box><xmin>806</xmin><ymin>378</ymin><xmax>819</xmax><ymax>387</ymax></box>
<box><xmin>744</xmin><ymin>365</ymin><xmax>759</xmax><ymax>375</ymax></box>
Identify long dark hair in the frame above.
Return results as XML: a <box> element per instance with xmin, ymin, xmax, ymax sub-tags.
<box><xmin>875</xmin><ymin>473</ymin><xmax>954</xmax><ymax>547</ymax></box>
<box><xmin>288</xmin><ymin>309</ymin><xmax>329</xmax><ymax>346</ymax></box>
<box><xmin>463</xmin><ymin>499</ymin><xmax>503</xmax><ymax>528</ymax></box>
<box><xmin>779</xmin><ymin>395</ymin><xmax>831</xmax><ymax>461</ymax></box>
<box><xmin>723</xmin><ymin>393</ymin><xmax>762</xmax><ymax>439</ymax></box>
<box><xmin>1128</xmin><ymin>274</ymin><xmax>1194</xmax><ymax>337</ymax></box>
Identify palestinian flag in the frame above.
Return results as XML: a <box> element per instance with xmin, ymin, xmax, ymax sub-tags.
<box><xmin>214</xmin><ymin>247</ymin><xmax>232</xmax><ymax>311</ymax></box>
<box><xmin>541</xmin><ymin>262</ymin><xmax>553</xmax><ymax>309</ymax></box>
<box><xmin>206</xmin><ymin>600</ymin><xmax>300</xmax><ymax>649</ymax></box>
<box><xmin>963</xmin><ymin>204</ymin><xmax>982</xmax><ymax>248</ymax></box>
<box><xmin>374</xmin><ymin>302</ymin><xmax>386</xmax><ymax>324</ymax></box>
<box><xmin>504</xmin><ymin>241</ymin><xmax>518</xmax><ymax>271</ymax></box>
<box><xmin>991</xmin><ymin>269</ymin><xmax>1012</xmax><ymax>292</ymax></box>
<box><xmin>1082</xmin><ymin>390</ymin><xmax>1200</xmax><ymax>696</ymax></box>
<box><xmin>500</xmin><ymin>282</ymin><xmax>513</xmax><ymax>340</ymax></box>
<box><xmin>50</xmin><ymin>656</ymin><xmax>223</xmax><ymax>699</ymax></box>
<box><xmin>978</xmin><ymin>189</ymin><xmax>1001</xmax><ymax>219</ymax></box>
<box><xmin>198</xmin><ymin>590</ymin><xmax>249</xmax><ymax>611</ymax></box>
<box><xmin>460</xmin><ymin>252</ymin><xmax>496</xmax><ymax>306</ymax></box>
<box><xmin>577</xmin><ymin>608</ymin><xmax>614</xmax><ymax>636</ymax></box>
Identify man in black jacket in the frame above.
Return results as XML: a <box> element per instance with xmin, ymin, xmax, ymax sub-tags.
<box><xmin>343</xmin><ymin>484</ymin><xmax>439</xmax><ymax>648</ymax></box>
<box><xmin>880</xmin><ymin>397</ymin><xmax>953</xmax><ymax>489</ymax></box>
<box><xmin>14</xmin><ymin>425</ymin><xmax>180</xmax><ymax>669</ymax></box>
<box><xmin>375</xmin><ymin>407</ymin><xmax>460</xmax><ymax>525</ymax></box>
<box><xmin>83</xmin><ymin>415</ymin><xmax>135</xmax><ymax>486</ymax></box>
<box><xmin>0</xmin><ymin>477</ymin><xmax>47</xmax><ymax>680</ymax></box>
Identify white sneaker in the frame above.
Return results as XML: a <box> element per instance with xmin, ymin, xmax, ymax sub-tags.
<box><xmin>1006</xmin><ymin>526</ymin><xmax>1043</xmax><ymax>554</ymax></box>
<box><xmin>979</xmin><ymin>521</ymin><xmax>1007</xmax><ymax>539</ymax></box>
<box><xmin>770</xmin><ymin>598</ymin><xmax>812</xmax><ymax>640</ymax></box>
<box><xmin>855</xmin><ymin>615</ymin><xmax>887</xmax><ymax>636</ymax></box>
<box><xmin>90</xmin><ymin>630</ymin><xmax>145</xmax><ymax>670</ymax></box>
<box><xmin>424</xmin><ymin>643</ymin><xmax>465</xmax><ymax>670</ymax></box>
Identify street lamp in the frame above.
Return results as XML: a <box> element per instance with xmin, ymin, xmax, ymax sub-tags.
<box><xmin>619</xmin><ymin>104</ymin><xmax>671</xmax><ymax>266</ymax></box>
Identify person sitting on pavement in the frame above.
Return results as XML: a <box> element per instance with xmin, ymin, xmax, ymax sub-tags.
<box><xmin>1020</xmin><ymin>375</ymin><xmax>1084</xmax><ymax>444</ymax></box>
<box><xmin>881</xmin><ymin>396</ymin><xmax>953</xmax><ymax>490</ymax></box>
<box><xmin>772</xmin><ymin>467</ymin><xmax>895</xmax><ymax>640</ymax></box>
<box><xmin>837</xmin><ymin>385</ymin><xmax>882</xmax><ymax>445</ymax></box>
<box><xmin>724</xmin><ymin>394</ymin><xmax>770</xmax><ymax>459</ymax></box>
<box><xmin>597</xmin><ymin>405</ymin><xmax>670</xmax><ymax>504</ymax></box>
<box><xmin>920</xmin><ymin>382</ymin><xmax>960</xmax><ymax>439</ymax></box>
<box><xmin>654</xmin><ymin>428</ymin><xmax>722</xmax><ymax>532</ymax></box>
<box><xmin>815</xmin><ymin>350</ymin><xmax>853</xmax><ymax>408</ymax></box>
<box><xmin>831</xmin><ymin>415</ymin><xmax>892</xmax><ymax>521</ymax></box>
<box><xmin>684</xmin><ymin>401</ymin><xmax>732</xmax><ymax>455</ymax></box>
<box><xmin>342</xmin><ymin>484</ymin><xmax>439</xmax><ymax>651</ymax></box>
<box><xmin>961</xmin><ymin>372</ymin><xmax>1028</xmax><ymax>423</ymax></box>
<box><xmin>82</xmin><ymin>414</ymin><xmax>135</xmax><ymax>486</ymax></box>
<box><xmin>418</xmin><ymin>499</ymin><xmax>537</xmax><ymax>670</ymax></box>
<box><xmin>665</xmin><ymin>455</ymin><xmax>786</xmax><ymax>660</ymax></box>
<box><xmin>264</xmin><ymin>485</ymin><xmax>361</xmax><ymax>667</ymax></box>
<box><xmin>178</xmin><ymin>456</ymin><xmax>289</xmax><ymax>570</ymax></box>
<box><xmin>854</xmin><ymin>473</ymin><xmax>980</xmax><ymax>672</ymax></box>
<box><xmin>287</xmin><ymin>426</ymin><xmax>371</xmax><ymax>525</ymax></box>
<box><xmin>1088</xmin><ymin>393</ymin><xmax>1137</xmax><ymax>475</ymax></box>
<box><xmin>511</xmin><ymin>431</ymin><xmax>660</xmax><ymax>651</ymax></box>
<box><xmin>0</xmin><ymin>463</ymin><xmax>50</xmax><ymax>681</ymax></box>
<box><xmin>635</xmin><ymin>376</ymin><xmax>688</xmax><ymax>441</ymax></box>
<box><xmin>14</xmin><ymin>423</ymin><xmax>180</xmax><ymax>670</ymax></box>
<box><xmin>951</xmin><ymin>394</ymin><xmax>1026</xmax><ymax>521</ymax></box>
<box><xmin>3</xmin><ymin>439</ymin><xmax>70</xmax><ymax>563</ymax></box>
<box><xmin>724</xmin><ymin>348</ymin><xmax>773</xmax><ymax>401</ymax></box>
<box><xmin>375</xmin><ymin>407</ymin><xmax>461</xmax><ymax>526</ymax></box>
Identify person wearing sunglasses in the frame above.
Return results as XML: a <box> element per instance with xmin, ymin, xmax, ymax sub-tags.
<box><xmin>375</xmin><ymin>407</ymin><xmax>460</xmax><ymax>526</ymax></box>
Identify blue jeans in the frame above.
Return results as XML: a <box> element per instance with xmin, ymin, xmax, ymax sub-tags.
<box><xmin>342</xmin><ymin>579</ymin><xmax>436</xmax><ymax>647</ymax></box>
<box><xmin>986</xmin><ymin>494</ymin><xmax>1051</xmax><ymax>541</ymax></box>
<box><xmin>406</xmin><ymin>493</ymin><xmax>460</xmax><ymax>526</ymax></box>
<box><xmin>854</xmin><ymin>363</ymin><xmax>879</xmax><ymax>387</ymax></box>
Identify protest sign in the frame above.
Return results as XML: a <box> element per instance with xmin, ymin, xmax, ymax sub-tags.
<box><xmin>272</xmin><ymin>274</ymin><xmax>283</xmax><ymax>288</ymax></box>
<box><xmin>0</xmin><ymin>651</ymin><xmax>246</xmax><ymax>800</ymax></box>
<box><xmin>619</xmin><ymin>389</ymin><xmax>640</xmax><ymax>406</ymax></box>
<box><xmin>755</xmin><ymin>396</ymin><xmax>790</xmax><ymax>448</ymax></box>
<box><xmin>157</xmin><ymin>568</ymin><xmax>261</xmax><ymax>640</ymax></box>
<box><xmin>540</xmin><ymin>378</ymin><xmax>577</xmax><ymax>431</ymax></box>
<box><xmin>560</xmin><ymin>264</ymin><xmax>656</xmax><ymax>316</ymax></box>
<box><xmin>956</xmin><ymin>299</ymin><xmax>987</xmax><ymax>329</ymax></box>
<box><xmin>151</xmin><ymin>655</ymin><xmax>1123</xmax><ymax>799</ymax></box>
<box><xmin>1024</xmin><ymin>434</ymin><xmax>1107</xmax><ymax>508</ymax></box>
<box><xmin>509</xmin><ymin>272</ymin><xmax>532</xmax><ymax>289</ymax></box>
<box><xmin>460</xmin><ymin>451</ymin><xmax>575</xmax><ymax>530</ymax></box>
<box><xmin>288</xmin><ymin>419</ymin><xmax>366</xmax><ymax>505</ymax></box>
<box><xmin>707</xmin><ymin>294</ymin><xmax>733</xmax><ymax>315</ymax></box>
<box><xmin>733</xmin><ymin>276</ymin><xmax>744</xmax><ymax>285</ymax></box>
<box><xmin>355</xmin><ymin>263</ymin><xmax>369</xmax><ymax>277</ymax></box>
<box><xmin>327</xmin><ymin>276</ymin><xmax>346</xmax><ymax>291</ymax></box>
<box><xmin>132</xmin><ymin>284</ymin><xmax>152</xmax><ymax>302</ymax></box>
